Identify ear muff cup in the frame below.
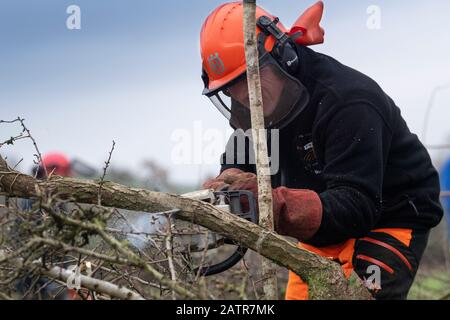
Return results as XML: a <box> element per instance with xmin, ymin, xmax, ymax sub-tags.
<box><xmin>255</xmin><ymin>15</ymin><xmax>300</xmax><ymax>76</ymax></box>
<box><xmin>282</xmin><ymin>43</ymin><xmax>300</xmax><ymax>75</ymax></box>
<box><xmin>271</xmin><ymin>42</ymin><xmax>300</xmax><ymax>76</ymax></box>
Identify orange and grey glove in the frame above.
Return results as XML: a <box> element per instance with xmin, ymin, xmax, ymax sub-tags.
<box><xmin>203</xmin><ymin>169</ymin><xmax>323</xmax><ymax>241</ymax></box>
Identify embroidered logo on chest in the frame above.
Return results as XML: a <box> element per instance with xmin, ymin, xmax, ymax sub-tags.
<box><xmin>295</xmin><ymin>134</ymin><xmax>322</xmax><ymax>176</ymax></box>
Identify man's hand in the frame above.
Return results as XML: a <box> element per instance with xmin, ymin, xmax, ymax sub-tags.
<box><xmin>202</xmin><ymin>169</ymin><xmax>323</xmax><ymax>241</ymax></box>
<box><xmin>202</xmin><ymin>168</ymin><xmax>247</xmax><ymax>191</ymax></box>
<box><xmin>272</xmin><ymin>187</ymin><xmax>323</xmax><ymax>241</ymax></box>
<box><xmin>203</xmin><ymin>169</ymin><xmax>259</xmax><ymax>211</ymax></box>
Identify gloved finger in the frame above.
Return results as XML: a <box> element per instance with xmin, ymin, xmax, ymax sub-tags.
<box><xmin>224</xmin><ymin>172</ymin><xmax>256</xmax><ymax>185</ymax></box>
<box><xmin>219</xmin><ymin>168</ymin><xmax>244</xmax><ymax>183</ymax></box>
<box><xmin>229</xmin><ymin>178</ymin><xmax>258</xmax><ymax>193</ymax></box>
<box><xmin>228</xmin><ymin>179</ymin><xmax>246</xmax><ymax>191</ymax></box>
<box><xmin>206</xmin><ymin>181</ymin><xmax>229</xmax><ymax>191</ymax></box>
<box><xmin>202</xmin><ymin>169</ymin><xmax>242</xmax><ymax>189</ymax></box>
<box><xmin>202</xmin><ymin>178</ymin><xmax>222</xmax><ymax>189</ymax></box>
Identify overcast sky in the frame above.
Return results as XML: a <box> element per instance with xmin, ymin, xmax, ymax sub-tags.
<box><xmin>1</xmin><ymin>0</ymin><xmax>449</xmax><ymax>186</ymax></box>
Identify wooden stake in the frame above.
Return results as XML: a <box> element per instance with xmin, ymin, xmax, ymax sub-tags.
<box><xmin>243</xmin><ymin>0</ymin><xmax>278</xmax><ymax>300</ymax></box>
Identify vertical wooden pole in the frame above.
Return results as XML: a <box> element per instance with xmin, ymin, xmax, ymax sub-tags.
<box><xmin>243</xmin><ymin>0</ymin><xmax>278</xmax><ymax>300</ymax></box>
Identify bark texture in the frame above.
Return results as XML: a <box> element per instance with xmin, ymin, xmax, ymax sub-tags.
<box><xmin>243</xmin><ymin>0</ymin><xmax>278</xmax><ymax>299</ymax></box>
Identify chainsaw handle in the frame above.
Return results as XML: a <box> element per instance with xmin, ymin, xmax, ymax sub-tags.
<box><xmin>195</xmin><ymin>247</ymin><xmax>248</xmax><ymax>277</ymax></box>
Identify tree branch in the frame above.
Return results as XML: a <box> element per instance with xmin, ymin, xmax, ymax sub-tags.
<box><xmin>0</xmin><ymin>155</ymin><xmax>371</xmax><ymax>300</ymax></box>
<box><xmin>40</xmin><ymin>265</ymin><xmax>144</xmax><ymax>300</ymax></box>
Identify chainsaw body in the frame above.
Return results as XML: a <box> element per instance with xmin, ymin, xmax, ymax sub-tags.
<box><xmin>180</xmin><ymin>189</ymin><xmax>258</xmax><ymax>276</ymax></box>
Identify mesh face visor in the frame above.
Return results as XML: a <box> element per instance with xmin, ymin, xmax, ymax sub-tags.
<box><xmin>205</xmin><ymin>54</ymin><xmax>310</xmax><ymax>130</ymax></box>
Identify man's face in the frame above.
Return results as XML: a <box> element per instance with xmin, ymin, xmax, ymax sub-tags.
<box><xmin>207</xmin><ymin>58</ymin><xmax>309</xmax><ymax>130</ymax></box>
<box><xmin>228</xmin><ymin>66</ymin><xmax>284</xmax><ymax>117</ymax></box>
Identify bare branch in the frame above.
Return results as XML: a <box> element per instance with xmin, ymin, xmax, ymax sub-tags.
<box><xmin>98</xmin><ymin>140</ymin><xmax>116</xmax><ymax>206</ymax></box>
<box><xmin>40</xmin><ymin>264</ymin><xmax>144</xmax><ymax>300</ymax></box>
<box><xmin>16</xmin><ymin>117</ymin><xmax>47</xmax><ymax>178</ymax></box>
<box><xmin>164</xmin><ymin>213</ymin><xmax>177</xmax><ymax>300</ymax></box>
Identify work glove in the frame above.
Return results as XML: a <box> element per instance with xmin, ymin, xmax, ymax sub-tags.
<box><xmin>202</xmin><ymin>168</ymin><xmax>244</xmax><ymax>191</ymax></box>
<box><xmin>203</xmin><ymin>169</ymin><xmax>323</xmax><ymax>241</ymax></box>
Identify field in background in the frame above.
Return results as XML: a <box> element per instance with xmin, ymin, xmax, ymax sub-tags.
<box><xmin>409</xmin><ymin>219</ymin><xmax>450</xmax><ymax>300</ymax></box>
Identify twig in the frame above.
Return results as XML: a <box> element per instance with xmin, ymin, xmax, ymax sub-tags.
<box><xmin>164</xmin><ymin>213</ymin><xmax>177</xmax><ymax>300</ymax></box>
<box><xmin>0</xmin><ymin>291</ymin><xmax>13</xmax><ymax>300</ymax></box>
<box><xmin>94</xmin><ymin>264</ymin><xmax>167</xmax><ymax>290</ymax></box>
<box><xmin>32</xmin><ymin>237</ymin><xmax>130</xmax><ymax>266</ymax></box>
<box><xmin>17</xmin><ymin>117</ymin><xmax>47</xmax><ymax>178</ymax></box>
<box><xmin>194</xmin><ymin>231</ymin><xmax>212</xmax><ymax>282</ymax></box>
<box><xmin>108</xmin><ymin>209</ymin><xmax>159</xmax><ymax>249</ymax></box>
<box><xmin>0</xmin><ymin>134</ymin><xmax>28</xmax><ymax>148</ymax></box>
<box><xmin>3</xmin><ymin>242</ymin><xmax>145</xmax><ymax>300</ymax></box>
<box><xmin>12</xmin><ymin>158</ymin><xmax>23</xmax><ymax>171</ymax></box>
<box><xmin>21</xmin><ymin>274</ymin><xmax>42</xmax><ymax>299</ymax></box>
<box><xmin>242</xmin><ymin>257</ymin><xmax>259</xmax><ymax>300</ymax></box>
<box><xmin>0</xmin><ymin>240</ymin><xmax>39</xmax><ymax>264</ymax></box>
<box><xmin>40</xmin><ymin>205</ymin><xmax>198</xmax><ymax>299</ymax></box>
<box><xmin>0</xmin><ymin>119</ymin><xmax>21</xmax><ymax>125</ymax></box>
<box><xmin>98</xmin><ymin>140</ymin><xmax>116</xmax><ymax>206</ymax></box>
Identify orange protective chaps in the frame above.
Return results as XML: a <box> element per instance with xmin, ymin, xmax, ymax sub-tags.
<box><xmin>285</xmin><ymin>228</ymin><xmax>423</xmax><ymax>300</ymax></box>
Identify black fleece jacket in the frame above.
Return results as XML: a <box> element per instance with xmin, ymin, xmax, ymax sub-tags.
<box><xmin>220</xmin><ymin>45</ymin><xmax>443</xmax><ymax>247</ymax></box>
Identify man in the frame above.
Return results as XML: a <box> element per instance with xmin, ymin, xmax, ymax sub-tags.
<box><xmin>200</xmin><ymin>1</ymin><xmax>443</xmax><ymax>299</ymax></box>
<box><xmin>35</xmin><ymin>152</ymin><xmax>73</xmax><ymax>178</ymax></box>
<box><xmin>17</xmin><ymin>152</ymin><xmax>74</xmax><ymax>299</ymax></box>
<box><xmin>21</xmin><ymin>152</ymin><xmax>73</xmax><ymax>210</ymax></box>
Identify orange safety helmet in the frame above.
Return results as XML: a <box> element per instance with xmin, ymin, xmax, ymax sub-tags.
<box><xmin>201</xmin><ymin>1</ymin><xmax>325</xmax><ymax>95</ymax></box>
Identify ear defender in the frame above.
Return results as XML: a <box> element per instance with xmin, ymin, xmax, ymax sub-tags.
<box><xmin>275</xmin><ymin>42</ymin><xmax>300</xmax><ymax>75</ymax></box>
<box><xmin>257</xmin><ymin>15</ymin><xmax>300</xmax><ymax>76</ymax></box>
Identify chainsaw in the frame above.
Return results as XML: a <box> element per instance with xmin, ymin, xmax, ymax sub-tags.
<box><xmin>179</xmin><ymin>189</ymin><xmax>258</xmax><ymax>276</ymax></box>
<box><xmin>118</xmin><ymin>189</ymin><xmax>257</xmax><ymax>277</ymax></box>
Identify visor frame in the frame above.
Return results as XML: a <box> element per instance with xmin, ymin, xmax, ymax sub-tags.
<box><xmin>205</xmin><ymin>53</ymin><xmax>310</xmax><ymax>130</ymax></box>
